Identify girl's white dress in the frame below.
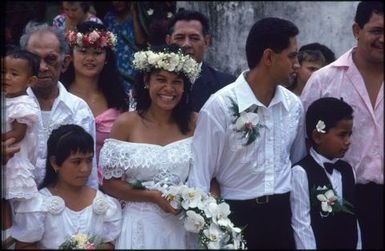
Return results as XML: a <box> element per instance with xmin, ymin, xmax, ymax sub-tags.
<box><xmin>99</xmin><ymin>137</ymin><xmax>194</xmax><ymax>249</ymax></box>
<box><xmin>10</xmin><ymin>188</ymin><xmax>122</xmax><ymax>249</ymax></box>
<box><xmin>5</xmin><ymin>95</ymin><xmax>39</xmax><ymax>199</ymax></box>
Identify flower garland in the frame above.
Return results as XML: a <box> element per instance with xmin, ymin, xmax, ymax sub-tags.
<box><xmin>66</xmin><ymin>30</ymin><xmax>117</xmax><ymax>48</ymax></box>
<box><xmin>310</xmin><ymin>185</ymin><xmax>354</xmax><ymax>218</ymax></box>
<box><xmin>229</xmin><ymin>97</ymin><xmax>264</xmax><ymax>146</ymax></box>
<box><xmin>132</xmin><ymin>48</ymin><xmax>200</xmax><ymax>83</ymax></box>
<box><xmin>139</xmin><ymin>181</ymin><xmax>246</xmax><ymax>249</ymax></box>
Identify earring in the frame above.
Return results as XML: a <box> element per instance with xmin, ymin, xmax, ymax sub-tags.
<box><xmin>144</xmin><ymin>85</ymin><xmax>149</xmax><ymax>89</ymax></box>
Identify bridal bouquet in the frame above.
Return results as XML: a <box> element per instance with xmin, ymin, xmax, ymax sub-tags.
<box><xmin>58</xmin><ymin>233</ymin><xmax>104</xmax><ymax>250</ymax></box>
<box><xmin>145</xmin><ymin>182</ymin><xmax>247</xmax><ymax>249</ymax></box>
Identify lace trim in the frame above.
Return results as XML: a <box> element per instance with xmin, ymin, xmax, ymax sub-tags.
<box><xmin>100</xmin><ymin>139</ymin><xmax>192</xmax><ymax>180</ymax></box>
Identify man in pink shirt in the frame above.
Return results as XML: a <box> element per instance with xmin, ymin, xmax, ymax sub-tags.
<box><xmin>301</xmin><ymin>2</ymin><xmax>383</xmax><ymax>249</ymax></box>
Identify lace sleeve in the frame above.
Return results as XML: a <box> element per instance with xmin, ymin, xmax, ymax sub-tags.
<box><xmin>99</xmin><ymin>139</ymin><xmax>125</xmax><ymax>180</ymax></box>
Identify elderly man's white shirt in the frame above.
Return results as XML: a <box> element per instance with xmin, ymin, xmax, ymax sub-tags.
<box><xmin>27</xmin><ymin>81</ymin><xmax>97</xmax><ymax>189</ymax></box>
<box><xmin>188</xmin><ymin>71</ymin><xmax>306</xmax><ymax>199</ymax></box>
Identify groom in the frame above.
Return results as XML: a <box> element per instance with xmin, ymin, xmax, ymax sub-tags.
<box><xmin>188</xmin><ymin>17</ymin><xmax>306</xmax><ymax>249</ymax></box>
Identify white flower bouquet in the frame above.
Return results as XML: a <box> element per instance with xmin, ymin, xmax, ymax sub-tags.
<box><xmin>58</xmin><ymin>233</ymin><xmax>105</xmax><ymax>250</ymax></box>
<box><xmin>149</xmin><ymin>183</ymin><xmax>247</xmax><ymax>249</ymax></box>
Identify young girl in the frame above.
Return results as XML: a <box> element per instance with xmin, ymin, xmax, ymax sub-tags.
<box><xmin>291</xmin><ymin>97</ymin><xmax>361</xmax><ymax>249</ymax></box>
<box><xmin>11</xmin><ymin>124</ymin><xmax>122</xmax><ymax>249</ymax></box>
<box><xmin>3</xmin><ymin>49</ymin><xmax>40</xmax><ymax>200</ymax></box>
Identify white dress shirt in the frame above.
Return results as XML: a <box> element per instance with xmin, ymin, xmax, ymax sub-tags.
<box><xmin>188</xmin><ymin>71</ymin><xmax>306</xmax><ymax>199</ymax></box>
<box><xmin>291</xmin><ymin>147</ymin><xmax>362</xmax><ymax>249</ymax></box>
<box><xmin>27</xmin><ymin>82</ymin><xmax>98</xmax><ymax>189</ymax></box>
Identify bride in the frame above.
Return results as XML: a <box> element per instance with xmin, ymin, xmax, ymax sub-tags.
<box><xmin>99</xmin><ymin>44</ymin><xmax>200</xmax><ymax>249</ymax></box>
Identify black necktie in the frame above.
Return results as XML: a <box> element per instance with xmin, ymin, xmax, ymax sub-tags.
<box><xmin>324</xmin><ymin>161</ymin><xmax>342</xmax><ymax>175</ymax></box>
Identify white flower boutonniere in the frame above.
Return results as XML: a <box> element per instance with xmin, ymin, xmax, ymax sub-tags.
<box><xmin>311</xmin><ymin>185</ymin><xmax>354</xmax><ymax>218</ymax></box>
<box><xmin>316</xmin><ymin>120</ymin><xmax>326</xmax><ymax>133</ymax></box>
<box><xmin>229</xmin><ymin>97</ymin><xmax>264</xmax><ymax>145</ymax></box>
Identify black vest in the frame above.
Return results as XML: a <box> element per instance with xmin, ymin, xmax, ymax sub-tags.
<box><xmin>297</xmin><ymin>155</ymin><xmax>358</xmax><ymax>249</ymax></box>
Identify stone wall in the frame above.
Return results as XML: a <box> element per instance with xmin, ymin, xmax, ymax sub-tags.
<box><xmin>177</xmin><ymin>1</ymin><xmax>358</xmax><ymax>76</ymax></box>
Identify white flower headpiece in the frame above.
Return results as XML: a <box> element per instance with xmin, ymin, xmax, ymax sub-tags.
<box><xmin>316</xmin><ymin>120</ymin><xmax>326</xmax><ymax>133</ymax></box>
<box><xmin>132</xmin><ymin>48</ymin><xmax>201</xmax><ymax>83</ymax></box>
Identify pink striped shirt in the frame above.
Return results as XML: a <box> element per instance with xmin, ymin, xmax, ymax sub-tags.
<box><xmin>301</xmin><ymin>47</ymin><xmax>383</xmax><ymax>184</ymax></box>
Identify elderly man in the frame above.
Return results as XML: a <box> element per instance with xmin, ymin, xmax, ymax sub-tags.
<box><xmin>19</xmin><ymin>24</ymin><xmax>98</xmax><ymax>189</ymax></box>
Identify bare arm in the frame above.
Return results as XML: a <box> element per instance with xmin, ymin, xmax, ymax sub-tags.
<box><xmin>3</xmin><ymin>120</ymin><xmax>27</xmax><ymax>143</ymax></box>
<box><xmin>103</xmin><ymin>178</ymin><xmax>178</xmax><ymax>215</ymax></box>
<box><xmin>2</xmin><ymin>137</ymin><xmax>21</xmax><ymax>165</ymax></box>
<box><xmin>15</xmin><ymin>240</ymin><xmax>38</xmax><ymax>249</ymax></box>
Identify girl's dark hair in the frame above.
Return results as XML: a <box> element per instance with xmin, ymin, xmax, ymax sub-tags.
<box><xmin>133</xmin><ymin>44</ymin><xmax>194</xmax><ymax>134</ymax></box>
<box><xmin>39</xmin><ymin>124</ymin><xmax>94</xmax><ymax>189</ymax></box>
<box><xmin>61</xmin><ymin>21</ymin><xmax>129</xmax><ymax>112</ymax></box>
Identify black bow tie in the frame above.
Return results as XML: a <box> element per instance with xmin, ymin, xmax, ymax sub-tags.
<box><xmin>324</xmin><ymin>161</ymin><xmax>342</xmax><ymax>174</ymax></box>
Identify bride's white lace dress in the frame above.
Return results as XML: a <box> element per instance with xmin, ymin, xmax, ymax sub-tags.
<box><xmin>99</xmin><ymin>137</ymin><xmax>194</xmax><ymax>249</ymax></box>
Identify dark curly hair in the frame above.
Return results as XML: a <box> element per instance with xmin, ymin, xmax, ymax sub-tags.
<box><xmin>133</xmin><ymin>44</ymin><xmax>194</xmax><ymax>134</ymax></box>
<box><xmin>61</xmin><ymin>21</ymin><xmax>129</xmax><ymax>112</ymax></box>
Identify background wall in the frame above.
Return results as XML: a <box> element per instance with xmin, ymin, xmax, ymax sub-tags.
<box><xmin>177</xmin><ymin>1</ymin><xmax>358</xmax><ymax>76</ymax></box>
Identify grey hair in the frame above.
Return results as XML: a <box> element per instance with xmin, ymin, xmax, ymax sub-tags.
<box><xmin>20</xmin><ymin>23</ymin><xmax>69</xmax><ymax>55</ymax></box>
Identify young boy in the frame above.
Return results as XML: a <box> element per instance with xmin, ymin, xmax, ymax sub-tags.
<box><xmin>291</xmin><ymin>97</ymin><xmax>361</xmax><ymax>249</ymax></box>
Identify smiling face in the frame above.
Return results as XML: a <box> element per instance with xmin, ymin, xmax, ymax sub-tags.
<box><xmin>51</xmin><ymin>150</ymin><xmax>93</xmax><ymax>188</ymax></box>
<box><xmin>314</xmin><ymin>119</ymin><xmax>353</xmax><ymax>159</ymax></box>
<box><xmin>146</xmin><ymin>70</ymin><xmax>185</xmax><ymax>111</ymax></box>
<box><xmin>72</xmin><ymin>47</ymin><xmax>106</xmax><ymax>78</ymax></box>
<box><xmin>353</xmin><ymin>12</ymin><xmax>384</xmax><ymax>64</ymax></box>
<box><xmin>3</xmin><ymin>56</ymin><xmax>37</xmax><ymax>98</ymax></box>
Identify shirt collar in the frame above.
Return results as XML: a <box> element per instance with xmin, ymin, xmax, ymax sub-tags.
<box><xmin>234</xmin><ymin>71</ymin><xmax>260</xmax><ymax>112</ymax></box>
<box><xmin>234</xmin><ymin>71</ymin><xmax>290</xmax><ymax>112</ymax></box>
<box><xmin>331</xmin><ymin>47</ymin><xmax>355</xmax><ymax>68</ymax></box>
<box><xmin>310</xmin><ymin>147</ymin><xmax>339</xmax><ymax>169</ymax></box>
<box><xmin>27</xmin><ymin>81</ymin><xmax>71</xmax><ymax>111</ymax></box>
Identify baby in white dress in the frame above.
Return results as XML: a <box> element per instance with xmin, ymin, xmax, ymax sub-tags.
<box><xmin>3</xmin><ymin>49</ymin><xmax>40</xmax><ymax>200</ymax></box>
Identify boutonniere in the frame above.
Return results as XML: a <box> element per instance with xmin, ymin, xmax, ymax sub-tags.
<box><xmin>229</xmin><ymin>97</ymin><xmax>264</xmax><ymax>145</ymax></box>
<box><xmin>310</xmin><ymin>185</ymin><xmax>354</xmax><ymax>218</ymax></box>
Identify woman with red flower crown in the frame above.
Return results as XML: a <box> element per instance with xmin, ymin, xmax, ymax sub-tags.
<box><xmin>61</xmin><ymin>21</ymin><xmax>130</xmax><ymax>189</ymax></box>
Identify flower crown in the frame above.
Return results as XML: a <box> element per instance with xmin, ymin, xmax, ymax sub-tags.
<box><xmin>66</xmin><ymin>30</ymin><xmax>117</xmax><ymax>48</ymax></box>
<box><xmin>132</xmin><ymin>48</ymin><xmax>200</xmax><ymax>83</ymax></box>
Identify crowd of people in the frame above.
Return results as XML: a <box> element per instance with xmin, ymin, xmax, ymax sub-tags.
<box><xmin>1</xmin><ymin>1</ymin><xmax>383</xmax><ymax>250</ymax></box>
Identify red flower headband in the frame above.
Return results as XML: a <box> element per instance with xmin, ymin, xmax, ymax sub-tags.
<box><xmin>66</xmin><ymin>30</ymin><xmax>117</xmax><ymax>48</ymax></box>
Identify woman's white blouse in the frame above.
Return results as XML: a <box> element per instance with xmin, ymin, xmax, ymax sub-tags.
<box><xmin>11</xmin><ymin>188</ymin><xmax>122</xmax><ymax>249</ymax></box>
